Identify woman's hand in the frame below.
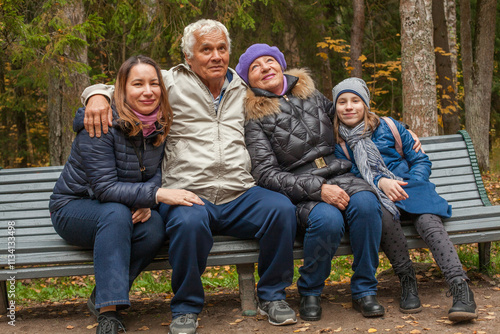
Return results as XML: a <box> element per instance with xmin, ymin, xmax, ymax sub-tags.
<box><xmin>407</xmin><ymin>129</ymin><xmax>425</xmax><ymax>153</ymax></box>
<box><xmin>156</xmin><ymin>188</ymin><xmax>205</xmax><ymax>206</ymax></box>
<box><xmin>378</xmin><ymin>178</ymin><xmax>409</xmax><ymax>202</ymax></box>
<box><xmin>131</xmin><ymin>208</ymin><xmax>151</xmax><ymax>224</ymax></box>
<box><xmin>84</xmin><ymin>95</ymin><xmax>113</xmax><ymax>138</ymax></box>
<box><xmin>321</xmin><ymin>184</ymin><xmax>350</xmax><ymax>210</ymax></box>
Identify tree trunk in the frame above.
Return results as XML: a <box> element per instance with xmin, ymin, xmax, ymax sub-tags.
<box><xmin>400</xmin><ymin>0</ymin><xmax>438</xmax><ymax>137</ymax></box>
<box><xmin>460</xmin><ymin>0</ymin><xmax>497</xmax><ymax>171</ymax></box>
<box><xmin>318</xmin><ymin>14</ymin><xmax>333</xmax><ymax>100</ymax></box>
<box><xmin>350</xmin><ymin>0</ymin><xmax>365</xmax><ymax>78</ymax></box>
<box><xmin>48</xmin><ymin>0</ymin><xmax>90</xmax><ymax>166</ymax></box>
<box><xmin>433</xmin><ymin>0</ymin><xmax>460</xmax><ymax>135</ymax></box>
<box><xmin>444</xmin><ymin>0</ymin><xmax>458</xmax><ymax>90</ymax></box>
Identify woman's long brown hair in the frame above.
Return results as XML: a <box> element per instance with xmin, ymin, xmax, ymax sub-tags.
<box><xmin>113</xmin><ymin>55</ymin><xmax>173</xmax><ymax>146</ymax></box>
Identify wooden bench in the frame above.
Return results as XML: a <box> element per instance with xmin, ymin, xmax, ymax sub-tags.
<box><xmin>1</xmin><ymin>130</ymin><xmax>500</xmax><ymax>315</ymax></box>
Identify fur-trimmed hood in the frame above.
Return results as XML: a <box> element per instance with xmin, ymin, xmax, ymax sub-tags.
<box><xmin>245</xmin><ymin>68</ymin><xmax>316</xmax><ymax>121</ymax></box>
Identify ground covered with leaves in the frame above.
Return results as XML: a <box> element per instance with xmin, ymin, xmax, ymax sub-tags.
<box><xmin>1</xmin><ymin>263</ymin><xmax>499</xmax><ymax>334</ymax></box>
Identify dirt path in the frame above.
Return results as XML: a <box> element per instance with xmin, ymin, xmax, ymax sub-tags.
<box><xmin>2</xmin><ymin>264</ymin><xmax>499</xmax><ymax>333</ymax></box>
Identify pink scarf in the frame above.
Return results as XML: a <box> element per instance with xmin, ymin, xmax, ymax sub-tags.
<box><xmin>132</xmin><ymin>106</ymin><xmax>159</xmax><ymax>137</ymax></box>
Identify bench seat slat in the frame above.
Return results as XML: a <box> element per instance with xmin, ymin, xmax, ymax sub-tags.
<box><xmin>430</xmin><ymin>158</ymin><xmax>472</xmax><ymax>170</ymax></box>
<box><xmin>0</xmin><ymin>192</ymin><xmax>53</xmax><ymax>203</ymax></box>
<box><xmin>426</xmin><ymin>150</ymin><xmax>469</xmax><ymax>161</ymax></box>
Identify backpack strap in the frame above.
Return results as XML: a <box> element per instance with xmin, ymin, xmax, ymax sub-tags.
<box><xmin>381</xmin><ymin>116</ymin><xmax>404</xmax><ymax>158</ymax></box>
<box><xmin>340</xmin><ymin>141</ymin><xmax>351</xmax><ymax>160</ymax></box>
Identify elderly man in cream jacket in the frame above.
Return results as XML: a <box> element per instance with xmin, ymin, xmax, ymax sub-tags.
<box><xmin>80</xmin><ymin>19</ymin><xmax>297</xmax><ymax>334</ymax></box>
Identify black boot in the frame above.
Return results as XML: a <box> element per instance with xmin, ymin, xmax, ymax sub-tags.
<box><xmin>397</xmin><ymin>266</ymin><xmax>422</xmax><ymax>313</ymax></box>
<box><xmin>352</xmin><ymin>295</ymin><xmax>385</xmax><ymax>317</ymax></box>
<box><xmin>447</xmin><ymin>277</ymin><xmax>477</xmax><ymax>322</ymax></box>
<box><xmin>299</xmin><ymin>295</ymin><xmax>322</xmax><ymax>321</ymax></box>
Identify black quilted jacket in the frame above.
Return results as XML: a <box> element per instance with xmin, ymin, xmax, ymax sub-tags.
<box><xmin>244</xmin><ymin>68</ymin><xmax>373</xmax><ymax>235</ymax></box>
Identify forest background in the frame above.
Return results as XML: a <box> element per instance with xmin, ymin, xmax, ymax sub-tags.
<box><xmin>1</xmin><ymin>0</ymin><xmax>499</xmax><ymax>173</ymax></box>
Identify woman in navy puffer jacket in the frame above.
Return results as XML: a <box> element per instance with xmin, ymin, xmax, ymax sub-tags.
<box><xmin>50</xmin><ymin>55</ymin><xmax>203</xmax><ymax>334</ymax></box>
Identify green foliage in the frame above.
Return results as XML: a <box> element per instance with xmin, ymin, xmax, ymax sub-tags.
<box><xmin>1</xmin><ymin>0</ymin><xmax>499</xmax><ymax>167</ymax></box>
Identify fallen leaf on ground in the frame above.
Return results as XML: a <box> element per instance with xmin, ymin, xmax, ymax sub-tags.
<box><xmin>66</xmin><ymin>325</ymin><xmax>74</xmax><ymax>330</ymax></box>
<box><xmin>138</xmin><ymin>326</ymin><xmax>150</xmax><ymax>331</ymax></box>
<box><xmin>86</xmin><ymin>323</ymin><xmax>98</xmax><ymax>329</ymax></box>
<box><xmin>368</xmin><ymin>328</ymin><xmax>377</xmax><ymax>333</ymax></box>
<box><xmin>293</xmin><ymin>328</ymin><xmax>309</xmax><ymax>332</ymax></box>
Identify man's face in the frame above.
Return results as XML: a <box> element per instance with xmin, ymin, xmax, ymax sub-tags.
<box><xmin>186</xmin><ymin>29</ymin><xmax>229</xmax><ymax>86</ymax></box>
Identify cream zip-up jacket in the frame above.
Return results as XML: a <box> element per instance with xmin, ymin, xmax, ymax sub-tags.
<box><xmin>81</xmin><ymin>64</ymin><xmax>255</xmax><ymax>204</ymax></box>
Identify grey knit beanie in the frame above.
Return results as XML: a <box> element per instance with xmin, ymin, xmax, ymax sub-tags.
<box><xmin>332</xmin><ymin>77</ymin><xmax>371</xmax><ymax>110</ymax></box>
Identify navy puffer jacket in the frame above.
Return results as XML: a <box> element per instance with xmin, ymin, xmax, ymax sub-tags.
<box><xmin>49</xmin><ymin>107</ymin><xmax>165</xmax><ymax>213</ymax></box>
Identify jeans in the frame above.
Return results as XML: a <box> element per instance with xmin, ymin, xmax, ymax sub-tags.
<box><xmin>297</xmin><ymin>191</ymin><xmax>382</xmax><ymax>299</ymax></box>
<box><xmin>51</xmin><ymin>199</ymin><xmax>165</xmax><ymax>310</ymax></box>
<box><xmin>159</xmin><ymin>186</ymin><xmax>297</xmax><ymax>318</ymax></box>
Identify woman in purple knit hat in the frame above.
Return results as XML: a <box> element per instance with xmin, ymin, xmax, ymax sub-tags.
<box><xmin>237</xmin><ymin>44</ymin><xmax>385</xmax><ymax>321</ymax></box>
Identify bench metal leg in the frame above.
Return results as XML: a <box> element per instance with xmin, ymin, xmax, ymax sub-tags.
<box><xmin>478</xmin><ymin>242</ymin><xmax>491</xmax><ymax>273</ymax></box>
<box><xmin>0</xmin><ymin>280</ymin><xmax>7</xmax><ymax>314</ymax></box>
<box><xmin>236</xmin><ymin>263</ymin><xmax>257</xmax><ymax>316</ymax></box>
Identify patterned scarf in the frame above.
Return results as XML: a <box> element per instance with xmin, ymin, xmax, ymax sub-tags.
<box><xmin>338</xmin><ymin>121</ymin><xmax>401</xmax><ymax>218</ymax></box>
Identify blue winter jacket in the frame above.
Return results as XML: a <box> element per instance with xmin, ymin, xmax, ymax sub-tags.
<box><xmin>335</xmin><ymin>117</ymin><xmax>451</xmax><ymax>217</ymax></box>
<box><xmin>49</xmin><ymin>107</ymin><xmax>165</xmax><ymax>213</ymax></box>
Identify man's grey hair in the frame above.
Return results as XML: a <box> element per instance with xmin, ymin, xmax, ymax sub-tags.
<box><xmin>181</xmin><ymin>19</ymin><xmax>232</xmax><ymax>60</ymax></box>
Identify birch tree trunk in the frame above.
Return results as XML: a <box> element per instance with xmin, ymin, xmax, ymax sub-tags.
<box><xmin>460</xmin><ymin>0</ymin><xmax>497</xmax><ymax>171</ymax></box>
<box><xmin>400</xmin><ymin>0</ymin><xmax>438</xmax><ymax>137</ymax></box>
<box><xmin>48</xmin><ymin>0</ymin><xmax>90</xmax><ymax>165</ymax></box>
<box><xmin>350</xmin><ymin>0</ymin><xmax>365</xmax><ymax>78</ymax></box>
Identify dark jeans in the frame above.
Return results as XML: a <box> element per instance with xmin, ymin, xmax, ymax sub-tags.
<box><xmin>159</xmin><ymin>186</ymin><xmax>297</xmax><ymax>318</ymax></box>
<box><xmin>51</xmin><ymin>199</ymin><xmax>165</xmax><ymax>309</ymax></box>
<box><xmin>297</xmin><ymin>191</ymin><xmax>382</xmax><ymax>299</ymax></box>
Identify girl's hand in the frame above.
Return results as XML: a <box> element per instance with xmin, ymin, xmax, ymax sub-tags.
<box><xmin>156</xmin><ymin>188</ymin><xmax>205</xmax><ymax>206</ymax></box>
<box><xmin>131</xmin><ymin>208</ymin><xmax>151</xmax><ymax>224</ymax></box>
<box><xmin>321</xmin><ymin>184</ymin><xmax>350</xmax><ymax>210</ymax></box>
<box><xmin>378</xmin><ymin>178</ymin><xmax>409</xmax><ymax>202</ymax></box>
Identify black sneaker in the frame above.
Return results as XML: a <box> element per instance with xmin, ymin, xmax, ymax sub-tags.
<box><xmin>88</xmin><ymin>288</ymin><xmax>126</xmax><ymax>331</ymax></box>
<box><xmin>258</xmin><ymin>299</ymin><xmax>297</xmax><ymax>326</ymax></box>
<box><xmin>96</xmin><ymin>311</ymin><xmax>126</xmax><ymax>334</ymax></box>
<box><xmin>169</xmin><ymin>313</ymin><xmax>198</xmax><ymax>334</ymax></box>
<box><xmin>447</xmin><ymin>277</ymin><xmax>478</xmax><ymax>322</ymax></box>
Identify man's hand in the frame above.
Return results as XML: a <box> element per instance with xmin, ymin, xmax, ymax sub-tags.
<box><xmin>84</xmin><ymin>95</ymin><xmax>113</xmax><ymax>137</ymax></box>
<box><xmin>131</xmin><ymin>208</ymin><xmax>151</xmax><ymax>224</ymax></box>
<box><xmin>321</xmin><ymin>184</ymin><xmax>350</xmax><ymax>210</ymax></box>
<box><xmin>378</xmin><ymin>178</ymin><xmax>409</xmax><ymax>202</ymax></box>
<box><xmin>156</xmin><ymin>188</ymin><xmax>205</xmax><ymax>207</ymax></box>
<box><xmin>407</xmin><ymin>130</ymin><xmax>425</xmax><ymax>153</ymax></box>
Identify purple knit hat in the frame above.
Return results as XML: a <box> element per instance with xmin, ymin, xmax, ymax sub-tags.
<box><xmin>235</xmin><ymin>43</ymin><xmax>287</xmax><ymax>85</ymax></box>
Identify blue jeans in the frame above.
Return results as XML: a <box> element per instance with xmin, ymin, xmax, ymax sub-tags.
<box><xmin>51</xmin><ymin>199</ymin><xmax>165</xmax><ymax>309</ymax></box>
<box><xmin>159</xmin><ymin>186</ymin><xmax>297</xmax><ymax>318</ymax></box>
<box><xmin>297</xmin><ymin>191</ymin><xmax>382</xmax><ymax>299</ymax></box>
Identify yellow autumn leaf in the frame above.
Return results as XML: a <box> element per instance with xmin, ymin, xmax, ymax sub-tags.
<box><xmin>368</xmin><ymin>328</ymin><xmax>377</xmax><ymax>333</ymax></box>
<box><xmin>358</xmin><ymin>55</ymin><xmax>367</xmax><ymax>62</ymax></box>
